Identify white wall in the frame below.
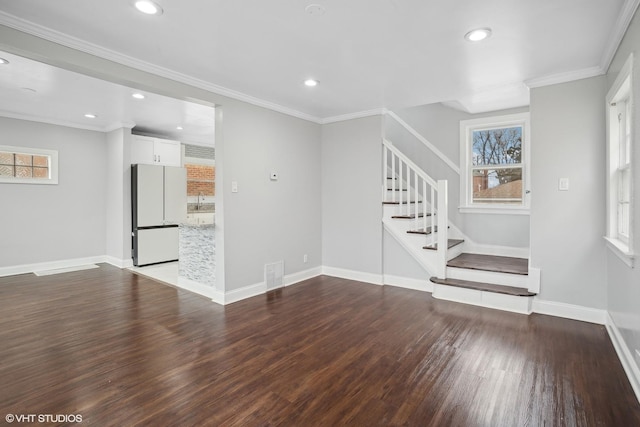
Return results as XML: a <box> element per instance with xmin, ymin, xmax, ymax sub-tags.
<box><xmin>322</xmin><ymin>116</ymin><xmax>383</xmax><ymax>277</ymax></box>
<box><xmin>0</xmin><ymin>25</ymin><xmax>323</xmax><ymax>293</ymax></box>
<box><xmin>389</xmin><ymin>104</ymin><xmax>530</xmax><ymax>248</ymax></box>
<box><xmin>0</xmin><ymin>117</ymin><xmax>107</xmax><ymax>268</ymax></box>
<box><xmin>606</xmin><ymin>8</ymin><xmax>640</xmax><ymax>374</ymax></box>
<box><xmin>221</xmin><ymin>102</ymin><xmax>322</xmax><ymax>291</ymax></box>
<box><xmin>105</xmin><ymin>127</ymin><xmax>133</xmax><ymax>266</ymax></box>
<box><xmin>529</xmin><ymin>76</ymin><xmax>607</xmax><ymax>309</ymax></box>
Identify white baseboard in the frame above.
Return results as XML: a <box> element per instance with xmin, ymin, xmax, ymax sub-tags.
<box><xmin>176</xmin><ymin>276</ymin><xmax>225</xmax><ymax>304</ymax></box>
<box><xmin>0</xmin><ymin>256</ymin><xmax>106</xmax><ymax>277</ymax></box>
<box><xmin>532</xmin><ymin>298</ymin><xmax>607</xmax><ymax>324</ymax></box>
<box><xmin>383</xmin><ymin>274</ymin><xmax>433</xmax><ymax>293</ymax></box>
<box><xmin>104</xmin><ymin>256</ymin><xmax>133</xmax><ymax>269</ymax></box>
<box><xmin>223</xmin><ymin>266</ymin><xmax>324</xmax><ymax>305</ymax></box>
<box><xmin>285</xmin><ymin>266</ymin><xmax>322</xmax><ymax>287</ymax></box>
<box><xmin>223</xmin><ymin>281</ymin><xmax>266</xmax><ymax>305</ymax></box>
<box><xmin>606</xmin><ymin>313</ymin><xmax>640</xmax><ymax>404</ymax></box>
<box><xmin>321</xmin><ymin>266</ymin><xmax>383</xmax><ymax>285</ymax></box>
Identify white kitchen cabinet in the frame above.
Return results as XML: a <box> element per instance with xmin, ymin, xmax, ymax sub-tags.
<box><xmin>131</xmin><ymin>135</ymin><xmax>181</xmax><ymax>166</ymax></box>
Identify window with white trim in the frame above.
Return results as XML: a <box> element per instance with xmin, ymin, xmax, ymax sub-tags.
<box><xmin>0</xmin><ymin>145</ymin><xmax>58</xmax><ymax>184</ymax></box>
<box><xmin>459</xmin><ymin>113</ymin><xmax>530</xmax><ymax>213</ymax></box>
<box><xmin>606</xmin><ymin>53</ymin><xmax>634</xmax><ymax>263</ymax></box>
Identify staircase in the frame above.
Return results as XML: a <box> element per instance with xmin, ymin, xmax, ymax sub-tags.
<box><xmin>382</xmin><ymin>138</ymin><xmax>538</xmax><ymax>315</ymax></box>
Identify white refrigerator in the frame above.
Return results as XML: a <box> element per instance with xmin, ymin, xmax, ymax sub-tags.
<box><xmin>132</xmin><ymin>164</ymin><xmax>187</xmax><ymax>266</ymax></box>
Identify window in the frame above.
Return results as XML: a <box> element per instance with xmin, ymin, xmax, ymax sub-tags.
<box><xmin>605</xmin><ymin>53</ymin><xmax>634</xmax><ymax>266</ymax></box>
<box><xmin>0</xmin><ymin>145</ymin><xmax>58</xmax><ymax>184</ymax></box>
<box><xmin>459</xmin><ymin>113</ymin><xmax>530</xmax><ymax>213</ymax></box>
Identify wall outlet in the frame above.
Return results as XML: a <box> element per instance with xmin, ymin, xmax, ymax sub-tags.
<box><xmin>303</xmin><ymin>254</ymin><xmax>308</xmax><ymax>263</ymax></box>
<box><xmin>231</xmin><ymin>181</ymin><xmax>238</xmax><ymax>193</ymax></box>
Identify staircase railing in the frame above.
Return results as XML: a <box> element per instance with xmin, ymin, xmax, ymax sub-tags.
<box><xmin>383</xmin><ymin>138</ymin><xmax>448</xmax><ymax>278</ymax></box>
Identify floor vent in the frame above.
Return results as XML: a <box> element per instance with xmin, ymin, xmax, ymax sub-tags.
<box><xmin>265</xmin><ymin>261</ymin><xmax>284</xmax><ymax>291</ymax></box>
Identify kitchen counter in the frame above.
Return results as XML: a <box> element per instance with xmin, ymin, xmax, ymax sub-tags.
<box><xmin>178</xmin><ymin>223</ymin><xmax>215</xmax><ymax>287</ymax></box>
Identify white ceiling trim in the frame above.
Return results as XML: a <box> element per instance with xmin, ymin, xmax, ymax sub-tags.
<box><xmin>0</xmin><ymin>11</ymin><xmax>324</xmax><ymax>124</ymax></box>
<box><xmin>0</xmin><ymin>109</ymin><xmax>107</xmax><ymax>132</ymax></box>
<box><xmin>104</xmin><ymin>122</ymin><xmax>136</xmax><ymax>132</ymax></box>
<box><xmin>320</xmin><ymin>108</ymin><xmax>388</xmax><ymax>125</ymax></box>
<box><xmin>526</xmin><ymin>0</ymin><xmax>639</xmax><ymax>89</ymax></box>
<box><xmin>525</xmin><ymin>66</ymin><xmax>605</xmax><ymax>89</ymax></box>
<box><xmin>600</xmin><ymin>0</ymin><xmax>640</xmax><ymax>72</ymax></box>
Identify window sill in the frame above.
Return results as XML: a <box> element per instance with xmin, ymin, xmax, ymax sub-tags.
<box><xmin>604</xmin><ymin>237</ymin><xmax>635</xmax><ymax>268</ymax></box>
<box><xmin>459</xmin><ymin>206</ymin><xmax>530</xmax><ymax>215</ymax></box>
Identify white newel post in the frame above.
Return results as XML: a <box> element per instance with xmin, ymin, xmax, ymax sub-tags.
<box><xmin>436</xmin><ymin>180</ymin><xmax>448</xmax><ymax>279</ymax></box>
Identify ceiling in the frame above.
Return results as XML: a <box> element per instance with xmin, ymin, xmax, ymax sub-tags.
<box><xmin>0</xmin><ymin>0</ymin><xmax>637</xmax><ymax>127</ymax></box>
<box><xmin>0</xmin><ymin>50</ymin><xmax>216</xmax><ymax>145</ymax></box>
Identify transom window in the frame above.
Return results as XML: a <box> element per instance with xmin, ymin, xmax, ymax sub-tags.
<box><xmin>0</xmin><ymin>145</ymin><xmax>58</xmax><ymax>184</ymax></box>
<box><xmin>460</xmin><ymin>113</ymin><xmax>530</xmax><ymax>213</ymax></box>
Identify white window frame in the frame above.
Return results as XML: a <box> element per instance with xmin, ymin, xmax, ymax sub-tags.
<box><xmin>0</xmin><ymin>145</ymin><xmax>59</xmax><ymax>185</ymax></box>
<box><xmin>605</xmin><ymin>53</ymin><xmax>635</xmax><ymax>268</ymax></box>
<box><xmin>459</xmin><ymin>112</ymin><xmax>530</xmax><ymax>214</ymax></box>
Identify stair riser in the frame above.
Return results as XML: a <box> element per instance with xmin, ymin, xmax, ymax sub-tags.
<box><xmin>432</xmin><ymin>284</ymin><xmax>533</xmax><ymax>315</ymax></box>
<box><xmin>446</xmin><ymin>267</ymin><xmax>530</xmax><ymax>288</ymax></box>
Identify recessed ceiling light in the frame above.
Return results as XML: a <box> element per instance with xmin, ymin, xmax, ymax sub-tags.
<box><xmin>134</xmin><ymin>0</ymin><xmax>163</xmax><ymax>15</ymax></box>
<box><xmin>84</xmin><ymin>113</ymin><xmax>97</xmax><ymax>119</ymax></box>
<box><xmin>464</xmin><ymin>28</ymin><xmax>492</xmax><ymax>42</ymax></box>
<box><xmin>305</xmin><ymin>4</ymin><xmax>326</xmax><ymax>16</ymax></box>
<box><xmin>132</xmin><ymin>93</ymin><xmax>145</xmax><ymax>99</ymax></box>
<box><xmin>0</xmin><ymin>58</ymin><xmax>9</xmax><ymax>65</ymax></box>
<box><xmin>176</xmin><ymin>126</ymin><xmax>183</xmax><ymax>130</ymax></box>
<box><xmin>304</xmin><ymin>79</ymin><xmax>319</xmax><ymax>87</ymax></box>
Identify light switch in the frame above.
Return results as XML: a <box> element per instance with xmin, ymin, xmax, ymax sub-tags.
<box><xmin>270</xmin><ymin>172</ymin><xmax>278</xmax><ymax>181</ymax></box>
<box><xmin>558</xmin><ymin>178</ymin><xmax>569</xmax><ymax>191</ymax></box>
<box><xmin>231</xmin><ymin>181</ymin><xmax>238</xmax><ymax>193</ymax></box>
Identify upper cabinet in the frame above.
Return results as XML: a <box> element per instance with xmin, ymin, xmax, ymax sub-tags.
<box><xmin>131</xmin><ymin>135</ymin><xmax>181</xmax><ymax>167</ymax></box>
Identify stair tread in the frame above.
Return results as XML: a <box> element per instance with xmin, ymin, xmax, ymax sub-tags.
<box><xmin>392</xmin><ymin>212</ymin><xmax>432</xmax><ymax>219</ymax></box>
<box><xmin>407</xmin><ymin>225</ymin><xmax>448</xmax><ymax>235</ymax></box>
<box><xmin>430</xmin><ymin>277</ymin><xmax>536</xmax><ymax>296</ymax></box>
<box><xmin>447</xmin><ymin>253</ymin><xmax>528</xmax><ymax>275</ymax></box>
<box><xmin>423</xmin><ymin>239</ymin><xmax>464</xmax><ymax>250</ymax></box>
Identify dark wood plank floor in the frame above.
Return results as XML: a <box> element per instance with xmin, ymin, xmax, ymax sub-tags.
<box><xmin>1</xmin><ymin>265</ymin><xmax>638</xmax><ymax>426</ymax></box>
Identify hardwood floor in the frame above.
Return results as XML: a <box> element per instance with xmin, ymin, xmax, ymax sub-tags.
<box><xmin>1</xmin><ymin>265</ymin><xmax>638</xmax><ymax>426</ymax></box>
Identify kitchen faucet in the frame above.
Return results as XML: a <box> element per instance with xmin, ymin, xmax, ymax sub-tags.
<box><xmin>197</xmin><ymin>192</ymin><xmax>204</xmax><ymax>210</ymax></box>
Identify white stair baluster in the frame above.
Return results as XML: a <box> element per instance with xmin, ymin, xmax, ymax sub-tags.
<box><xmin>391</xmin><ymin>152</ymin><xmax>397</xmax><ymax>202</ymax></box>
<box><xmin>405</xmin><ymin>161</ymin><xmax>410</xmax><ymax>217</ymax></box>
<box><xmin>423</xmin><ymin>180</ymin><xmax>427</xmax><ymax>233</ymax></box>
<box><xmin>398</xmin><ymin>160</ymin><xmax>403</xmax><ymax>209</ymax></box>
<box><xmin>414</xmin><ymin>170</ymin><xmax>419</xmax><ymax>230</ymax></box>
<box><xmin>431</xmin><ymin>186</ymin><xmax>436</xmax><ymax>243</ymax></box>
<box><xmin>383</xmin><ymin>146</ymin><xmax>388</xmax><ymax>202</ymax></box>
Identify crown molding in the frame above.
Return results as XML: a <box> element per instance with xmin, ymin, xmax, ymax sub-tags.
<box><xmin>600</xmin><ymin>0</ymin><xmax>640</xmax><ymax>72</ymax></box>
<box><xmin>0</xmin><ymin>109</ymin><xmax>107</xmax><ymax>132</ymax></box>
<box><xmin>524</xmin><ymin>66</ymin><xmax>605</xmax><ymax>89</ymax></box>
<box><xmin>526</xmin><ymin>0</ymin><xmax>640</xmax><ymax>89</ymax></box>
<box><xmin>104</xmin><ymin>121</ymin><xmax>136</xmax><ymax>132</ymax></box>
<box><xmin>0</xmin><ymin>11</ymin><xmax>323</xmax><ymax>124</ymax></box>
<box><xmin>320</xmin><ymin>108</ymin><xmax>388</xmax><ymax>124</ymax></box>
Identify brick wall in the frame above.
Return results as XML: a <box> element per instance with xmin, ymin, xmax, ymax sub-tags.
<box><xmin>186</xmin><ymin>164</ymin><xmax>215</xmax><ymax>196</ymax></box>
